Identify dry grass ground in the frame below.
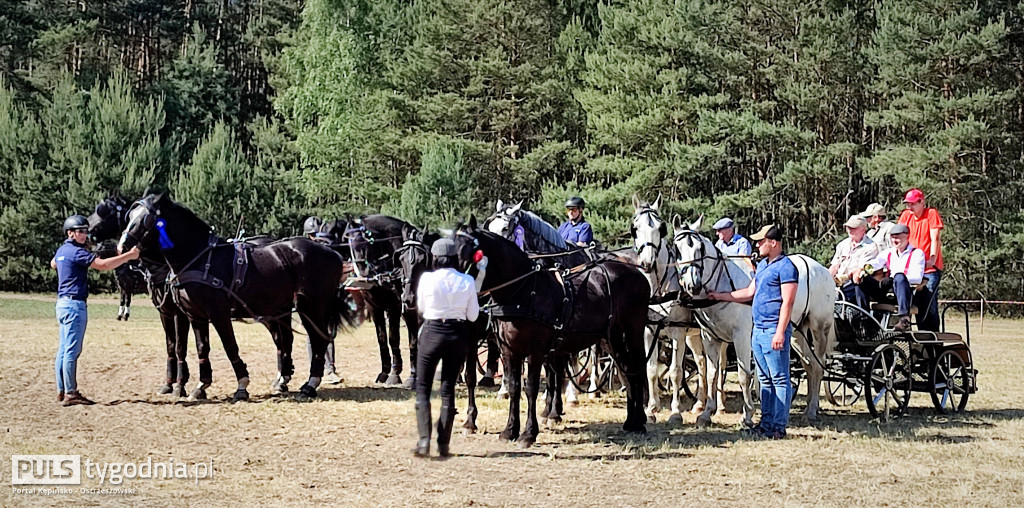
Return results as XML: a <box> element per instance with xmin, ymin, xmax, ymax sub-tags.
<box><xmin>1</xmin><ymin>292</ymin><xmax>1022</xmax><ymax>507</ymax></box>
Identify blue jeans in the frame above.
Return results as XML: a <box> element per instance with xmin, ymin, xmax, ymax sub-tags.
<box><xmin>751</xmin><ymin>325</ymin><xmax>792</xmax><ymax>434</ymax></box>
<box><xmin>55</xmin><ymin>298</ymin><xmax>88</xmax><ymax>393</ymax></box>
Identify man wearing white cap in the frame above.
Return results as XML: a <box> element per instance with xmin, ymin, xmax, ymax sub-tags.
<box><xmin>713</xmin><ymin>217</ymin><xmax>751</xmax><ymax>257</ymax></box>
<box><xmin>828</xmin><ymin>215</ymin><xmax>880</xmax><ymax>309</ymax></box>
<box><xmin>859</xmin><ymin>203</ymin><xmax>895</xmax><ymax>251</ymax></box>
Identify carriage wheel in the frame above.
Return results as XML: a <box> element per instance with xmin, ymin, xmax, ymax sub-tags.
<box><xmin>567</xmin><ymin>347</ymin><xmax>602</xmax><ymax>393</ymax></box>
<box><xmin>865</xmin><ymin>345</ymin><xmax>911</xmax><ymax>421</ymax></box>
<box><xmin>475</xmin><ymin>338</ymin><xmax>502</xmax><ymax>379</ymax></box>
<box><xmin>929</xmin><ymin>350</ymin><xmax>970</xmax><ymax>414</ymax></box>
<box><xmin>826</xmin><ymin>377</ymin><xmax>863</xmax><ymax>406</ymax></box>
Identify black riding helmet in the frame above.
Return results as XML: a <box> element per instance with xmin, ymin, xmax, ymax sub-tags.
<box><xmin>303</xmin><ymin>216</ymin><xmax>323</xmax><ymax>235</ymax></box>
<box><xmin>63</xmin><ymin>214</ymin><xmax>89</xmax><ymax>233</ymax></box>
<box><xmin>565</xmin><ymin>196</ymin><xmax>585</xmax><ymax>209</ymax></box>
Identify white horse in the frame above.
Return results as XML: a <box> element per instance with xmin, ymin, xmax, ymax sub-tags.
<box><xmin>630</xmin><ymin>196</ymin><xmax>708</xmax><ymax>424</ymax></box>
<box><xmin>673</xmin><ymin>217</ymin><xmax>837</xmax><ymax>427</ymax></box>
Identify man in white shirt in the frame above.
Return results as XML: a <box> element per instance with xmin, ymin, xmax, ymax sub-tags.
<box><xmin>864</xmin><ymin>224</ymin><xmax>925</xmax><ymax>331</ymax></box>
<box><xmin>412</xmin><ymin>238</ymin><xmax>479</xmax><ymax>458</ymax></box>
<box><xmin>713</xmin><ymin>217</ymin><xmax>752</xmax><ymax>256</ymax></box>
<box><xmin>829</xmin><ymin>215</ymin><xmax>880</xmax><ymax>310</ymax></box>
<box><xmin>859</xmin><ymin>203</ymin><xmax>895</xmax><ymax>251</ymax></box>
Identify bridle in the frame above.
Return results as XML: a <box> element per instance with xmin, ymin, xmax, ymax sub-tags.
<box><xmin>630</xmin><ymin>207</ymin><xmax>675</xmax><ymax>293</ymax></box>
<box><xmin>394</xmin><ymin>238</ymin><xmax>430</xmax><ymax>303</ymax></box>
<box><xmin>673</xmin><ymin>229</ymin><xmax>738</xmax><ymax>296</ymax></box>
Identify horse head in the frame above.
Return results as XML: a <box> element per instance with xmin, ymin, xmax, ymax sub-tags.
<box><xmin>672</xmin><ymin>215</ymin><xmax>716</xmax><ymax>297</ymax></box>
<box><xmin>485</xmin><ymin>199</ymin><xmax>524</xmax><ymax>241</ymax></box>
<box><xmin>630</xmin><ymin>195</ymin><xmax>666</xmax><ymax>273</ymax></box>
<box><xmin>396</xmin><ymin>223</ymin><xmax>437</xmax><ymax>309</ymax></box>
<box><xmin>117</xmin><ymin>193</ymin><xmax>167</xmax><ymax>253</ymax></box>
<box><xmin>344</xmin><ymin>215</ymin><xmax>405</xmax><ymax>280</ymax></box>
<box><xmin>88</xmin><ymin>195</ymin><xmax>133</xmax><ymax>242</ymax></box>
<box><xmin>455</xmin><ymin>215</ymin><xmax>533</xmax><ymax>294</ymax></box>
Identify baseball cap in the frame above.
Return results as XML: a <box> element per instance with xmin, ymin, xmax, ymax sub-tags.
<box><xmin>903</xmin><ymin>189</ymin><xmax>924</xmax><ymax>203</ymax></box>
<box><xmin>749</xmin><ymin>224</ymin><xmax>782</xmax><ymax>242</ymax></box>
<box><xmin>858</xmin><ymin>203</ymin><xmax>885</xmax><ymax>218</ymax></box>
<box><xmin>844</xmin><ymin>215</ymin><xmax>867</xmax><ymax>229</ymax></box>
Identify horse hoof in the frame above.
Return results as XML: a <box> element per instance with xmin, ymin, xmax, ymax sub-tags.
<box><xmin>230</xmin><ymin>389</ymin><xmax>249</xmax><ymax>403</ymax></box>
<box><xmin>478</xmin><ymin>376</ymin><xmax>496</xmax><ymax>388</ymax></box>
<box><xmin>173</xmin><ymin>384</ymin><xmax>187</xmax><ymax>398</ymax></box>
<box><xmin>696</xmin><ymin>417</ymin><xmax>712</xmax><ymax>428</ymax></box>
<box><xmin>499</xmin><ymin>431</ymin><xmax>516</xmax><ymax>443</ymax></box>
<box><xmin>668</xmin><ymin>413</ymin><xmax>684</xmax><ymax>425</ymax></box>
<box><xmin>124</xmin><ymin>315</ymin><xmax>130</xmax><ymax>321</ymax></box>
<box><xmin>463</xmin><ymin>423</ymin><xmax>477</xmax><ymax>434</ymax></box>
<box><xmin>374</xmin><ymin>373</ymin><xmax>389</xmax><ymax>384</ymax></box>
<box><xmin>545</xmin><ymin>416</ymin><xmax>562</xmax><ymax>427</ymax></box>
<box><xmin>116</xmin><ymin>315</ymin><xmax>123</xmax><ymax>321</ymax></box>
<box><xmin>298</xmin><ymin>385</ymin><xmax>317</xmax><ymax>400</ymax></box>
<box><xmin>401</xmin><ymin>376</ymin><xmax>415</xmax><ymax>390</ymax></box>
<box><xmin>646</xmin><ymin>413</ymin><xmax>657</xmax><ymax>424</ymax></box>
<box><xmin>271</xmin><ymin>384</ymin><xmax>289</xmax><ymax>396</ymax></box>
<box><xmin>158</xmin><ymin>384</ymin><xmax>173</xmax><ymax>395</ymax></box>
<box><xmin>497</xmin><ymin>391</ymin><xmax>510</xmax><ymax>400</ymax></box>
<box><xmin>385</xmin><ymin>374</ymin><xmax>402</xmax><ymax>386</ymax></box>
<box><xmin>622</xmin><ymin>422</ymin><xmax>647</xmax><ymax>434</ymax></box>
<box><xmin>188</xmin><ymin>388</ymin><xmax>207</xmax><ymax>401</ymax></box>
<box><xmin>589</xmin><ymin>392</ymin><xmax>601</xmax><ymax>400</ymax></box>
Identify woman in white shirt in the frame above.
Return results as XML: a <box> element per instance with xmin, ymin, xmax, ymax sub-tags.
<box><xmin>413</xmin><ymin>238</ymin><xmax>479</xmax><ymax>458</ymax></box>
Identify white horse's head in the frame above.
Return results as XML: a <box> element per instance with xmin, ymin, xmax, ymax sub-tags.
<box><xmin>672</xmin><ymin>215</ymin><xmax>713</xmax><ymax>297</ymax></box>
<box><xmin>486</xmin><ymin>199</ymin><xmax>523</xmax><ymax>238</ymax></box>
<box><xmin>630</xmin><ymin>194</ymin><xmax>665</xmax><ymax>273</ymax></box>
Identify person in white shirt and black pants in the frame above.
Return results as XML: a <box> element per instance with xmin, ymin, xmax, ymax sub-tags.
<box><xmin>413</xmin><ymin>238</ymin><xmax>480</xmax><ymax>458</ymax></box>
<box><xmin>863</xmin><ymin>224</ymin><xmax>926</xmax><ymax>331</ymax></box>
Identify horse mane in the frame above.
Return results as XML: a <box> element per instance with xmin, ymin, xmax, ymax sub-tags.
<box><xmin>517</xmin><ymin>210</ymin><xmax>569</xmax><ymax>254</ymax></box>
<box><xmin>164</xmin><ymin>198</ymin><xmax>214</xmax><ymax>236</ymax></box>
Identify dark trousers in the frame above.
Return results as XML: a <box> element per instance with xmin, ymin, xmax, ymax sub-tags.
<box><xmin>415</xmin><ymin>320</ymin><xmax>472</xmax><ymax>442</ymax></box>
<box><xmin>916</xmin><ymin>270</ymin><xmax>941</xmax><ymax>332</ymax></box>
<box><xmin>861</xmin><ymin>273</ymin><xmax>914</xmax><ymax>317</ymax></box>
<box><xmin>840</xmin><ymin>282</ymin><xmax>870</xmax><ymax>310</ymax></box>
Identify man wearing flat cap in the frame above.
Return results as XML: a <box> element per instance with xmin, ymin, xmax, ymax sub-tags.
<box><xmin>859</xmin><ymin>203</ymin><xmax>895</xmax><ymax>251</ymax></box>
<box><xmin>708</xmin><ymin>224</ymin><xmax>797</xmax><ymax>439</ymax></box>
<box><xmin>828</xmin><ymin>215</ymin><xmax>880</xmax><ymax>310</ymax></box>
<box><xmin>713</xmin><ymin>217</ymin><xmax>752</xmax><ymax>257</ymax></box>
<box><xmin>863</xmin><ymin>224</ymin><xmax>926</xmax><ymax>331</ymax></box>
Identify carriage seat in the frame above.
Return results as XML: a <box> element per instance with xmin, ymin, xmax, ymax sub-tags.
<box><xmin>869</xmin><ymin>303</ymin><xmax>918</xmax><ymax>315</ymax></box>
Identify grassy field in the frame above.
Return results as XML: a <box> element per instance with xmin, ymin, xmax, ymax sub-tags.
<box><xmin>1</xmin><ymin>292</ymin><xmax>1022</xmax><ymax>507</ymax></box>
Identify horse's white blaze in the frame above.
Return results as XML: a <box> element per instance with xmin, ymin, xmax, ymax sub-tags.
<box><xmin>117</xmin><ymin>205</ymin><xmax>148</xmax><ymax>251</ymax></box>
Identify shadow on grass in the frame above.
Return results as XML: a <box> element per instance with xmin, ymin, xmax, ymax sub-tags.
<box><xmin>316</xmin><ymin>385</ymin><xmax>414</xmax><ymax>402</ymax></box>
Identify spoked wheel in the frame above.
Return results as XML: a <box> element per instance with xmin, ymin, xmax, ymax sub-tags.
<box><xmin>567</xmin><ymin>347</ymin><xmax>602</xmax><ymax>394</ymax></box>
<box><xmin>826</xmin><ymin>377</ymin><xmax>864</xmax><ymax>406</ymax></box>
<box><xmin>475</xmin><ymin>338</ymin><xmax>501</xmax><ymax>378</ymax></box>
<box><xmin>865</xmin><ymin>345</ymin><xmax>912</xmax><ymax>421</ymax></box>
<box><xmin>930</xmin><ymin>350</ymin><xmax>970</xmax><ymax>414</ymax></box>
<box><xmin>680</xmin><ymin>347</ymin><xmax>700</xmax><ymax>401</ymax></box>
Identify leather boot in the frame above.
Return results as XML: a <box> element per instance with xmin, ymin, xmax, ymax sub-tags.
<box><xmin>436</xmin><ymin>405</ymin><xmax>457</xmax><ymax>458</ymax></box>
<box><xmin>414</xmin><ymin>401</ymin><xmax>432</xmax><ymax>457</ymax></box>
<box><xmin>893</xmin><ymin>315</ymin><xmax>912</xmax><ymax>332</ymax></box>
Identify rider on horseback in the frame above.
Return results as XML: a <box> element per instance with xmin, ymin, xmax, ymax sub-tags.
<box><xmin>557</xmin><ymin>196</ymin><xmax>593</xmax><ymax>247</ymax></box>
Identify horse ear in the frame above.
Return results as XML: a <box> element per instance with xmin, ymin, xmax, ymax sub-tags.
<box><xmin>688</xmin><ymin>214</ymin><xmax>704</xmax><ymax>231</ymax></box>
<box><xmin>511</xmin><ymin>200</ymin><xmax>523</xmax><ymax>213</ymax></box>
<box><xmin>672</xmin><ymin>214</ymin><xmax>683</xmax><ymax>232</ymax></box>
<box><xmin>468</xmin><ymin>214</ymin><xmax>478</xmax><ymax>230</ymax></box>
<box><xmin>653</xmin><ymin>194</ymin><xmax>662</xmax><ymax>211</ymax></box>
<box><xmin>401</xmin><ymin>223</ymin><xmax>415</xmax><ymax>240</ymax></box>
<box><xmin>496</xmin><ymin>199</ymin><xmax>505</xmax><ymax>212</ymax></box>
<box><xmin>631</xmin><ymin>194</ymin><xmax>641</xmax><ymax>210</ymax></box>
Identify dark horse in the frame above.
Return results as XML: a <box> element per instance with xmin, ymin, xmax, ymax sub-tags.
<box><xmin>344</xmin><ymin>215</ymin><xmax>422</xmax><ymax>388</ymax></box>
<box><xmin>454</xmin><ymin>216</ymin><xmax>650</xmax><ymax>447</ymax></box>
<box><xmin>117</xmin><ymin>194</ymin><xmax>356</xmax><ymax>400</ymax></box>
<box><xmin>89</xmin><ymin>196</ymin><xmax>199</xmax><ymax>397</ymax></box>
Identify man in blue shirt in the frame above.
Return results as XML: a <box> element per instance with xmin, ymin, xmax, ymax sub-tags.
<box><xmin>557</xmin><ymin>196</ymin><xmax>594</xmax><ymax>247</ymax></box>
<box><xmin>713</xmin><ymin>217</ymin><xmax>752</xmax><ymax>256</ymax></box>
<box><xmin>50</xmin><ymin>215</ymin><xmax>139</xmax><ymax>406</ymax></box>
<box><xmin>708</xmin><ymin>224</ymin><xmax>797</xmax><ymax>439</ymax></box>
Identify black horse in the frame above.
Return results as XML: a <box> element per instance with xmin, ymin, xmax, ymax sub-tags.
<box><xmin>453</xmin><ymin>216</ymin><xmax>650</xmax><ymax>447</ymax></box>
<box><xmin>89</xmin><ymin>196</ymin><xmax>200</xmax><ymax>397</ymax></box>
<box><xmin>344</xmin><ymin>215</ymin><xmax>422</xmax><ymax>388</ymax></box>
<box><xmin>94</xmin><ymin>240</ymin><xmax>148</xmax><ymax>321</ymax></box>
<box><xmin>117</xmin><ymin>193</ymin><xmax>356</xmax><ymax>400</ymax></box>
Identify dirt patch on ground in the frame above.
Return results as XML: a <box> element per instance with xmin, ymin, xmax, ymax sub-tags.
<box><xmin>2</xmin><ymin>293</ymin><xmax>1022</xmax><ymax>506</ymax></box>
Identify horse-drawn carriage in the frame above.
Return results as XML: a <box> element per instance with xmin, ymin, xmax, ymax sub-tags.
<box><xmin>824</xmin><ymin>299</ymin><xmax>978</xmax><ymax>420</ymax></box>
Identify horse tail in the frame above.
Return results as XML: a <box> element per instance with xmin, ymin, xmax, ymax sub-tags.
<box><xmin>326</xmin><ymin>286</ymin><xmax>359</xmax><ymax>336</ymax></box>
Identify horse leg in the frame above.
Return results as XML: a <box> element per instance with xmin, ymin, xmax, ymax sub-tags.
<box><xmin>666</xmin><ymin>334</ymin><xmax>685</xmax><ymax>424</ymax></box>
<box><xmin>385</xmin><ymin>308</ymin><xmax>403</xmax><ymax>386</ymax></box>
<box><xmin>796</xmin><ymin>327</ymin><xmax>823</xmax><ymax>422</ymax></box>
<box><xmin>296</xmin><ymin>302</ymin><xmax>331</xmax><ymax>399</ymax></box>
<box><xmin>124</xmin><ymin>291</ymin><xmax>131</xmax><ymax>321</ymax></box>
<box><xmin>542</xmin><ymin>357</ymin><xmax>564</xmax><ymax>426</ymax></box>
<box><xmin>158</xmin><ymin>309</ymin><xmax>177</xmax><ymax>394</ymax></box>
<box><xmin>519</xmin><ymin>353</ymin><xmax>544</xmax><ymax>448</ymax></box>
<box><xmin>372</xmin><ymin>306</ymin><xmax>390</xmax><ymax>384</ymax></box>
<box><xmin>685</xmin><ymin>330</ymin><xmax>708</xmax><ymax>414</ymax></box>
<box><xmin>268</xmin><ymin>320</ymin><xmax>296</xmax><ymax>395</ymax></box>
<box><xmin>463</xmin><ymin>346</ymin><xmax>479</xmax><ymax>433</ymax></box>
<box><xmin>499</xmin><ymin>351</ymin><xmax>522</xmax><ymax>443</ymax></box>
<box><xmin>587</xmin><ymin>344</ymin><xmax>601</xmax><ymax>399</ymax></box>
<box><xmin>696</xmin><ymin>338</ymin><xmax>723</xmax><ymax>427</ymax></box>
<box><xmin>401</xmin><ymin>309</ymin><xmax>419</xmax><ymax>389</ymax></box>
<box><xmin>117</xmin><ymin>288</ymin><xmax>126</xmax><ymax>320</ymax></box>
<box><xmin>644</xmin><ymin>322</ymin><xmax>661</xmax><ymax>423</ymax></box>
<box><xmin>173</xmin><ymin>310</ymin><xmax>190</xmax><ymax>397</ymax></box>
<box><xmin>607</xmin><ymin>324</ymin><xmax>648</xmax><ymax>434</ymax></box>
<box><xmin>479</xmin><ymin>334</ymin><xmax>499</xmax><ymax>387</ymax></box>
<box><xmin>734</xmin><ymin>335</ymin><xmax>756</xmax><ymax>428</ymax></box>
<box><xmin>209</xmin><ymin>316</ymin><xmax>249</xmax><ymax>402</ymax></box>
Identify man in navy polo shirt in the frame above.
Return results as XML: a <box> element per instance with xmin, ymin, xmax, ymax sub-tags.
<box><xmin>50</xmin><ymin>214</ymin><xmax>139</xmax><ymax>406</ymax></box>
<box><xmin>557</xmin><ymin>196</ymin><xmax>593</xmax><ymax>247</ymax></box>
<box><xmin>708</xmin><ymin>224</ymin><xmax>798</xmax><ymax>439</ymax></box>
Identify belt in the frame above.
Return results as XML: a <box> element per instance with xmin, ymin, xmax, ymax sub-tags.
<box><xmin>58</xmin><ymin>295</ymin><xmax>86</xmax><ymax>302</ymax></box>
<box><xmin>429</xmin><ymin>318</ymin><xmax>467</xmax><ymax>323</ymax></box>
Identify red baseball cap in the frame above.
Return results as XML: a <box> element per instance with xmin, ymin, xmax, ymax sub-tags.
<box><xmin>903</xmin><ymin>188</ymin><xmax>924</xmax><ymax>203</ymax></box>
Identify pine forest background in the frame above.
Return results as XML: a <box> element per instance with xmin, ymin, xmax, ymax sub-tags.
<box><xmin>1</xmin><ymin>0</ymin><xmax>1022</xmax><ymax>303</ymax></box>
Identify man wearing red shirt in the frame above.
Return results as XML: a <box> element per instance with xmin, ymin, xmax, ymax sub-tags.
<box><xmin>897</xmin><ymin>189</ymin><xmax>943</xmax><ymax>331</ymax></box>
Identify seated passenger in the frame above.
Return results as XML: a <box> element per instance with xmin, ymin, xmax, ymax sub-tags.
<box><xmin>863</xmin><ymin>224</ymin><xmax>926</xmax><ymax>332</ymax></box>
<box><xmin>859</xmin><ymin>202</ymin><xmax>896</xmax><ymax>251</ymax></box>
<box><xmin>828</xmin><ymin>215</ymin><xmax>879</xmax><ymax>310</ymax></box>
<box><xmin>712</xmin><ymin>217</ymin><xmax>752</xmax><ymax>256</ymax></box>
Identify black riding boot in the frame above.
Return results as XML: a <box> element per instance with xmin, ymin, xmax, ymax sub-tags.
<box><xmin>436</xmin><ymin>405</ymin><xmax>457</xmax><ymax>458</ymax></box>
<box><xmin>414</xmin><ymin>401</ymin><xmax>431</xmax><ymax>457</ymax></box>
